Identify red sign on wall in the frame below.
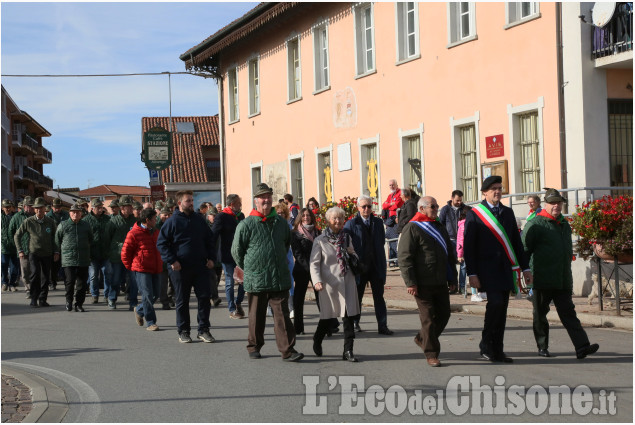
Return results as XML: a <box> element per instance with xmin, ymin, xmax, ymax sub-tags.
<box><xmin>486</xmin><ymin>134</ymin><xmax>504</xmax><ymax>159</ymax></box>
<box><xmin>150</xmin><ymin>185</ymin><xmax>165</xmax><ymax>202</ymax></box>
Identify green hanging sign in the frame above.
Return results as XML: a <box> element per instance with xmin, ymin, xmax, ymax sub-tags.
<box><xmin>143</xmin><ymin>127</ymin><xmax>172</xmax><ymax>171</ymax></box>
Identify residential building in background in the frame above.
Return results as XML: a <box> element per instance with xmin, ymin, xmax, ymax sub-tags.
<box><xmin>1</xmin><ymin>85</ymin><xmax>54</xmax><ymax>201</ymax></box>
<box><xmin>141</xmin><ymin>116</ymin><xmax>221</xmax><ymax>206</ymax></box>
<box><xmin>77</xmin><ymin>185</ymin><xmax>150</xmax><ymax>209</ymax></box>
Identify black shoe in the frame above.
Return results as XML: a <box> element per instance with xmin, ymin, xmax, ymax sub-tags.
<box><xmin>378</xmin><ymin>327</ymin><xmax>394</xmax><ymax>335</ymax></box>
<box><xmin>75</xmin><ymin>305</ymin><xmax>85</xmax><ymax>312</ymax></box>
<box><xmin>576</xmin><ymin>343</ymin><xmax>599</xmax><ymax>359</ymax></box>
<box><xmin>169</xmin><ymin>301</ymin><xmax>176</xmax><ymax>308</ymax></box>
<box><xmin>354</xmin><ymin>323</ymin><xmax>362</xmax><ymax>333</ymax></box>
<box><xmin>538</xmin><ymin>349</ymin><xmax>551</xmax><ymax>357</ymax></box>
<box><xmin>313</xmin><ymin>339</ymin><xmax>323</xmax><ymax>357</ymax></box>
<box><xmin>283</xmin><ymin>352</ymin><xmax>304</xmax><ymax>362</ymax></box>
<box><xmin>212</xmin><ymin>297</ymin><xmax>222</xmax><ymax>307</ymax></box>
<box><xmin>330</xmin><ymin>326</ymin><xmax>340</xmax><ymax>334</ymax></box>
<box><xmin>342</xmin><ymin>351</ymin><xmax>358</xmax><ymax>362</ymax></box>
<box><xmin>30</xmin><ymin>301</ymin><xmax>38</xmax><ymax>308</ymax></box>
<box><xmin>66</xmin><ymin>302</ymin><xmax>73</xmax><ymax>312</ymax></box>
<box><xmin>162</xmin><ymin>303</ymin><xmax>171</xmax><ymax>310</ymax></box>
<box><xmin>481</xmin><ymin>352</ymin><xmax>512</xmax><ymax>363</ymax></box>
<box><xmin>197</xmin><ymin>329</ymin><xmax>216</xmax><ymax>343</ymax></box>
<box><xmin>178</xmin><ymin>332</ymin><xmax>192</xmax><ymax>343</ymax></box>
<box><xmin>249</xmin><ymin>351</ymin><xmax>262</xmax><ymax>359</ymax></box>
<box><xmin>92</xmin><ymin>296</ymin><xmax>99</xmax><ymax>304</ymax></box>
<box><xmin>39</xmin><ymin>301</ymin><xmax>50</xmax><ymax>307</ymax></box>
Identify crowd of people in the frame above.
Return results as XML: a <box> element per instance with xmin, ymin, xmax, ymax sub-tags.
<box><xmin>0</xmin><ymin>176</ymin><xmax>599</xmax><ymax>365</ymax></box>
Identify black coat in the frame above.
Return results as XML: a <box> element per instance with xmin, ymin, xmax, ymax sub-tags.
<box><xmin>439</xmin><ymin>201</ymin><xmax>471</xmax><ymax>241</ymax></box>
<box><xmin>210</xmin><ymin>211</ymin><xmax>243</xmax><ymax>265</ymax></box>
<box><xmin>290</xmin><ymin>230</ymin><xmax>319</xmax><ymax>280</ymax></box>
<box><xmin>463</xmin><ymin>201</ymin><xmax>528</xmax><ymax>292</ymax></box>
<box><xmin>343</xmin><ymin>213</ymin><xmax>386</xmax><ymax>281</ymax></box>
<box><xmin>396</xmin><ymin>196</ymin><xmax>420</xmax><ymax>234</ymax></box>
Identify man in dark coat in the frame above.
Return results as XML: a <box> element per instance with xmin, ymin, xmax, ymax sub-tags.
<box><xmin>396</xmin><ymin>188</ymin><xmax>420</xmax><ymax>234</ymax></box>
<box><xmin>1</xmin><ymin>200</ymin><xmax>19</xmax><ymax>292</ymax></box>
<box><xmin>463</xmin><ymin>176</ymin><xmax>532</xmax><ymax>362</ymax></box>
<box><xmin>522</xmin><ymin>188</ymin><xmax>599</xmax><ymax>359</ymax></box>
<box><xmin>211</xmin><ymin>194</ymin><xmax>245</xmax><ymax>319</ymax></box>
<box><xmin>439</xmin><ymin>189</ymin><xmax>471</xmax><ymax>294</ymax></box>
<box><xmin>343</xmin><ymin>195</ymin><xmax>393</xmax><ymax>335</ymax></box>
<box><xmin>46</xmin><ymin>197</ymin><xmax>70</xmax><ymax>291</ymax></box>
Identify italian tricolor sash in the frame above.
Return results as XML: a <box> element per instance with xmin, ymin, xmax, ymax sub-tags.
<box><xmin>472</xmin><ymin>204</ymin><xmax>523</xmax><ymax>294</ymax></box>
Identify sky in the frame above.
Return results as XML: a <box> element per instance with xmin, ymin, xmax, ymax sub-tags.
<box><xmin>1</xmin><ymin>1</ymin><xmax>258</xmax><ymax>190</ymax></box>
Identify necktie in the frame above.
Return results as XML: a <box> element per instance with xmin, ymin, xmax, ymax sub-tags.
<box><xmin>492</xmin><ymin>206</ymin><xmax>500</xmax><ymax>218</ymax></box>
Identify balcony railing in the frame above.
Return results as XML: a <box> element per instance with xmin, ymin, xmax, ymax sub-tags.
<box><xmin>35</xmin><ymin>145</ymin><xmax>53</xmax><ymax>163</ymax></box>
<box><xmin>23</xmin><ymin>133</ymin><xmax>38</xmax><ymax>153</ymax></box>
<box><xmin>22</xmin><ymin>166</ymin><xmax>40</xmax><ymax>183</ymax></box>
<box><xmin>36</xmin><ymin>173</ymin><xmax>53</xmax><ymax>189</ymax></box>
<box><xmin>592</xmin><ymin>3</ymin><xmax>633</xmax><ymax>59</ymax></box>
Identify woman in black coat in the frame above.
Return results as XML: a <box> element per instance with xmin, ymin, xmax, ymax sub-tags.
<box><xmin>291</xmin><ymin>208</ymin><xmax>320</xmax><ymax>334</ymax></box>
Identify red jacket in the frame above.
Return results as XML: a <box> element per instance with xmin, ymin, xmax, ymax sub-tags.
<box><xmin>121</xmin><ymin>222</ymin><xmax>163</xmax><ymax>274</ymax></box>
<box><xmin>382</xmin><ymin>189</ymin><xmax>404</xmax><ymax>217</ymax></box>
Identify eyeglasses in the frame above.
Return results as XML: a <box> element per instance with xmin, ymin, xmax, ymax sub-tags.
<box><xmin>490</xmin><ymin>186</ymin><xmax>503</xmax><ymax>192</ymax></box>
<box><xmin>429</xmin><ymin>204</ymin><xmax>439</xmax><ymax>209</ymax></box>
<box><xmin>360</xmin><ymin>205</ymin><xmax>372</xmax><ymax>209</ymax></box>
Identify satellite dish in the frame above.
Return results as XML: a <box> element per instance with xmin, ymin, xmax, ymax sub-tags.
<box><xmin>591</xmin><ymin>2</ymin><xmax>616</xmax><ymax>27</ymax></box>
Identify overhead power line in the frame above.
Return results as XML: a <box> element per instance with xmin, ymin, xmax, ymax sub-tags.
<box><xmin>1</xmin><ymin>71</ymin><xmax>212</xmax><ymax>78</ymax></box>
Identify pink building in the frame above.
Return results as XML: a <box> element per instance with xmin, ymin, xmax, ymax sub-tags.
<box><xmin>181</xmin><ymin>2</ymin><xmax>632</xmax><ymax>211</ymax></box>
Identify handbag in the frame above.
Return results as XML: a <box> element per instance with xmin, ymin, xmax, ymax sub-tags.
<box><xmin>345</xmin><ymin>250</ymin><xmax>367</xmax><ymax>275</ymax></box>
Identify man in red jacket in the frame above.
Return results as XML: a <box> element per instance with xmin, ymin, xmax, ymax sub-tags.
<box><xmin>121</xmin><ymin>209</ymin><xmax>163</xmax><ymax>331</ymax></box>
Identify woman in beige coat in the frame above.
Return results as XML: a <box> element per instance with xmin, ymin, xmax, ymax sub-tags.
<box><xmin>310</xmin><ymin>207</ymin><xmax>361</xmax><ymax>362</ymax></box>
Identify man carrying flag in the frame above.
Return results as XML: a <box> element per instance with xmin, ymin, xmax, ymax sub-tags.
<box><xmin>464</xmin><ymin>175</ymin><xmax>532</xmax><ymax>363</ymax></box>
<box><xmin>398</xmin><ymin>196</ymin><xmax>457</xmax><ymax>367</ymax></box>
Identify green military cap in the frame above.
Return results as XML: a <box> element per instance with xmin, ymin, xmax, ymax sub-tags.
<box><xmin>165</xmin><ymin>197</ymin><xmax>176</xmax><ymax>208</ymax></box>
<box><xmin>32</xmin><ymin>197</ymin><xmax>47</xmax><ymax>208</ymax></box>
<box><xmin>132</xmin><ymin>201</ymin><xmax>143</xmax><ymax>210</ymax></box>
<box><xmin>69</xmin><ymin>203</ymin><xmax>83</xmax><ymax>212</ymax></box>
<box><xmin>160</xmin><ymin>207</ymin><xmax>172</xmax><ymax>215</ymax></box>
<box><xmin>90</xmin><ymin>198</ymin><xmax>103</xmax><ymax>207</ymax></box>
<box><xmin>206</xmin><ymin>205</ymin><xmax>219</xmax><ymax>216</ymax></box>
<box><xmin>17</xmin><ymin>201</ymin><xmax>23</xmax><ymax>209</ymax></box>
<box><xmin>543</xmin><ymin>188</ymin><xmax>566</xmax><ymax>203</ymax></box>
<box><xmin>154</xmin><ymin>200</ymin><xmax>165</xmax><ymax>210</ymax></box>
<box><xmin>22</xmin><ymin>196</ymin><xmax>34</xmax><ymax>206</ymax></box>
<box><xmin>52</xmin><ymin>198</ymin><xmax>63</xmax><ymax>207</ymax></box>
<box><xmin>119</xmin><ymin>195</ymin><xmax>133</xmax><ymax>206</ymax></box>
<box><xmin>2</xmin><ymin>199</ymin><xmax>14</xmax><ymax>208</ymax></box>
<box><xmin>109</xmin><ymin>199</ymin><xmax>120</xmax><ymax>208</ymax></box>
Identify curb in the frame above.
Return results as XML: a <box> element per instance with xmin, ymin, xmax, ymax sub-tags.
<box><xmin>305</xmin><ymin>292</ymin><xmax>633</xmax><ymax>331</ymax></box>
<box><xmin>1</xmin><ymin>365</ymin><xmax>68</xmax><ymax>423</ymax></box>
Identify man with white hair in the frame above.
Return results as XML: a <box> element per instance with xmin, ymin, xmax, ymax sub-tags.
<box><xmin>343</xmin><ymin>195</ymin><xmax>393</xmax><ymax>335</ymax></box>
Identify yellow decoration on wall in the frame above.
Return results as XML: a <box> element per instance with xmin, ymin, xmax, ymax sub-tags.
<box><xmin>367</xmin><ymin>158</ymin><xmax>378</xmax><ymax>198</ymax></box>
<box><xmin>324</xmin><ymin>165</ymin><xmax>333</xmax><ymax>203</ymax></box>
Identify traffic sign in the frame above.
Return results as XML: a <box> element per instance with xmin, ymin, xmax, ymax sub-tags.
<box><xmin>143</xmin><ymin>127</ymin><xmax>172</xmax><ymax>171</ymax></box>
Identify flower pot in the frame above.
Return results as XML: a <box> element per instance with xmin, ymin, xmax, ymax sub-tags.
<box><xmin>593</xmin><ymin>244</ymin><xmax>633</xmax><ymax>264</ymax></box>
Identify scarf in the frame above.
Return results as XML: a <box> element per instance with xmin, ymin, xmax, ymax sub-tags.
<box><xmin>297</xmin><ymin>224</ymin><xmax>316</xmax><ymax>242</ymax></box>
<box><xmin>222</xmin><ymin>207</ymin><xmax>236</xmax><ymax>218</ymax></box>
<box><xmin>249</xmin><ymin>209</ymin><xmax>278</xmax><ymax>222</ymax></box>
<box><xmin>323</xmin><ymin>226</ymin><xmax>348</xmax><ymax>276</ymax></box>
<box><xmin>409</xmin><ymin>212</ymin><xmax>437</xmax><ymax>222</ymax></box>
<box><xmin>537</xmin><ymin>209</ymin><xmax>566</xmax><ymax>224</ymax></box>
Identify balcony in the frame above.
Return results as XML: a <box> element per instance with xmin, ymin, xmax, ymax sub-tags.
<box><xmin>592</xmin><ymin>3</ymin><xmax>633</xmax><ymax>68</ymax></box>
<box><xmin>11</xmin><ymin>128</ymin><xmax>38</xmax><ymax>154</ymax></box>
<box><xmin>35</xmin><ymin>173</ymin><xmax>53</xmax><ymax>189</ymax></box>
<box><xmin>35</xmin><ymin>145</ymin><xmax>53</xmax><ymax>164</ymax></box>
<box><xmin>22</xmin><ymin>166</ymin><xmax>40</xmax><ymax>184</ymax></box>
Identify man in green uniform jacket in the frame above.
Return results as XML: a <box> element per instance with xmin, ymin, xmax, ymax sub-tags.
<box><xmin>2</xmin><ymin>199</ymin><xmax>19</xmax><ymax>291</ymax></box>
<box><xmin>8</xmin><ymin>196</ymin><xmax>35</xmax><ymax>295</ymax></box>
<box><xmin>46</xmin><ymin>198</ymin><xmax>69</xmax><ymax>290</ymax></box>
<box><xmin>83</xmin><ymin>199</ymin><xmax>111</xmax><ymax>303</ymax></box>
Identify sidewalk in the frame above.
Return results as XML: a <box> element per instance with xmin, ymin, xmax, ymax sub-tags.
<box><xmin>309</xmin><ymin>268</ymin><xmax>633</xmax><ymax>331</ymax></box>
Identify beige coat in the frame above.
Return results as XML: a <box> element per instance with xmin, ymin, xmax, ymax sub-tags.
<box><xmin>309</xmin><ymin>233</ymin><xmax>360</xmax><ymax>320</ymax></box>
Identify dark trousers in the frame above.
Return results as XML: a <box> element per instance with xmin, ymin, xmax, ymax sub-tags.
<box><xmin>49</xmin><ymin>257</ymin><xmax>62</xmax><ymax>287</ymax></box>
<box><xmin>64</xmin><ymin>266</ymin><xmax>88</xmax><ymax>306</ymax></box>
<box><xmin>354</xmin><ymin>271</ymin><xmax>388</xmax><ymax>329</ymax></box>
<box><xmin>247</xmin><ymin>290</ymin><xmax>296</xmax><ymax>358</ymax></box>
<box><xmin>314</xmin><ymin>313</ymin><xmax>355</xmax><ymax>352</ymax></box>
<box><xmin>168</xmin><ymin>265</ymin><xmax>211</xmax><ymax>334</ymax></box>
<box><xmin>29</xmin><ymin>254</ymin><xmax>51</xmax><ymax>303</ymax></box>
<box><xmin>479</xmin><ymin>290</ymin><xmax>509</xmax><ymax>357</ymax></box>
<box><xmin>292</xmin><ymin>270</ymin><xmax>311</xmax><ymax>333</ymax></box>
<box><xmin>1</xmin><ymin>253</ymin><xmax>20</xmax><ymax>287</ymax></box>
<box><xmin>413</xmin><ymin>285</ymin><xmax>451</xmax><ymax>359</ymax></box>
<box><xmin>210</xmin><ymin>266</ymin><xmax>222</xmax><ymax>300</ymax></box>
<box><xmin>159</xmin><ymin>270</ymin><xmax>173</xmax><ymax>305</ymax></box>
<box><xmin>532</xmin><ymin>288</ymin><xmax>590</xmax><ymax>351</ymax></box>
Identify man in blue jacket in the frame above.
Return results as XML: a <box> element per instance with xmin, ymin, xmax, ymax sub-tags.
<box><xmin>343</xmin><ymin>195</ymin><xmax>393</xmax><ymax>335</ymax></box>
<box><xmin>157</xmin><ymin>190</ymin><xmax>216</xmax><ymax>344</ymax></box>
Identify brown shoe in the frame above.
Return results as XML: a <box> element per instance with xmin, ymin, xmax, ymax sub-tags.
<box><xmin>427</xmin><ymin>358</ymin><xmax>441</xmax><ymax>367</ymax></box>
<box><xmin>146</xmin><ymin>324</ymin><xmax>159</xmax><ymax>331</ymax></box>
<box><xmin>134</xmin><ymin>306</ymin><xmax>144</xmax><ymax>326</ymax></box>
<box><xmin>229</xmin><ymin>311</ymin><xmax>241</xmax><ymax>319</ymax></box>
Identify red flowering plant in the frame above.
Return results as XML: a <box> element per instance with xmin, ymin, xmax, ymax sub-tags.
<box><xmin>314</xmin><ymin>196</ymin><xmax>366</xmax><ymax>229</ymax></box>
<box><xmin>569</xmin><ymin>195</ymin><xmax>633</xmax><ymax>260</ymax></box>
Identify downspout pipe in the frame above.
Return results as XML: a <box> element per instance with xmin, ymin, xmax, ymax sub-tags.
<box><xmin>556</xmin><ymin>3</ymin><xmax>568</xmax><ymax>193</ymax></box>
<box><xmin>217</xmin><ymin>73</ymin><xmax>226</xmax><ymax>205</ymax></box>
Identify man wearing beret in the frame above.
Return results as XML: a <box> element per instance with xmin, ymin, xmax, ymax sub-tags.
<box><xmin>46</xmin><ymin>198</ymin><xmax>69</xmax><ymax>291</ymax></box>
<box><xmin>464</xmin><ymin>176</ymin><xmax>532</xmax><ymax>362</ymax></box>
<box><xmin>83</xmin><ymin>198</ymin><xmax>110</xmax><ymax>304</ymax></box>
<box><xmin>14</xmin><ymin>197</ymin><xmax>57</xmax><ymax>307</ymax></box>
<box><xmin>1</xmin><ymin>200</ymin><xmax>19</xmax><ymax>292</ymax></box>
<box><xmin>8</xmin><ymin>196</ymin><xmax>35</xmax><ymax>296</ymax></box>
<box><xmin>522</xmin><ymin>188</ymin><xmax>599</xmax><ymax>359</ymax></box>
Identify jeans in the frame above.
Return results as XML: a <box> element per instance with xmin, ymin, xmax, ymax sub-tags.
<box><xmin>458</xmin><ymin>261</ymin><xmax>467</xmax><ymax>292</ymax></box>
<box><xmin>135</xmin><ymin>272</ymin><xmax>161</xmax><ymax>326</ymax></box>
<box><xmin>64</xmin><ymin>266</ymin><xmax>88</xmax><ymax>306</ymax></box>
<box><xmin>168</xmin><ymin>264</ymin><xmax>212</xmax><ymax>334</ymax></box>
<box><xmin>1</xmin><ymin>253</ymin><xmax>20</xmax><ymax>287</ymax></box>
<box><xmin>106</xmin><ymin>261</ymin><xmax>137</xmax><ymax>305</ymax></box>
<box><xmin>222</xmin><ymin>263</ymin><xmax>244</xmax><ymax>313</ymax></box>
<box><xmin>88</xmin><ymin>258</ymin><xmax>107</xmax><ymax>297</ymax></box>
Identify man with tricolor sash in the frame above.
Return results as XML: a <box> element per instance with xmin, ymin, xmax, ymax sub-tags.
<box><xmin>464</xmin><ymin>175</ymin><xmax>532</xmax><ymax>363</ymax></box>
<box><xmin>398</xmin><ymin>196</ymin><xmax>457</xmax><ymax>367</ymax></box>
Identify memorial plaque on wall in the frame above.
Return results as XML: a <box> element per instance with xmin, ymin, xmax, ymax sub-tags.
<box><xmin>485</xmin><ymin>134</ymin><xmax>504</xmax><ymax>159</ymax></box>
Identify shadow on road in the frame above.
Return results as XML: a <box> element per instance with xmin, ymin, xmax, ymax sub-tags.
<box><xmin>1</xmin><ymin>347</ymin><xmax>121</xmax><ymax>361</ymax></box>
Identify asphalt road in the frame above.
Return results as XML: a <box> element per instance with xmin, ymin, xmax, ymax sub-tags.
<box><xmin>1</xmin><ymin>289</ymin><xmax>632</xmax><ymax>422</ymax></box>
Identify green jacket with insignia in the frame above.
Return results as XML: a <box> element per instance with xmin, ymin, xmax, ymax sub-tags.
<box><xmin>14</xmin><ymin>215</ymin><xmax>56</xmax><ymax>257</ymax></box>
<box><xmin>103</xmin><ymin>213</ymin><xmax>137</xmax><ymax>264</ymax></box>
<box><xmin>55</xmin><ymin>219</ymin><xmax>94</xmax><ymax>267</ymax></box>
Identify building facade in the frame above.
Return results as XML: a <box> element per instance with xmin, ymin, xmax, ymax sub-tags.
<box><xmin>77</xmin><ymin>185</ymin><xmax>150</xmax><ymax>209</ymax></box>
<box><xmin>1</xmin><ymin>85</ymin><xmax>54</xmax><ymax>202</ymax></box>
